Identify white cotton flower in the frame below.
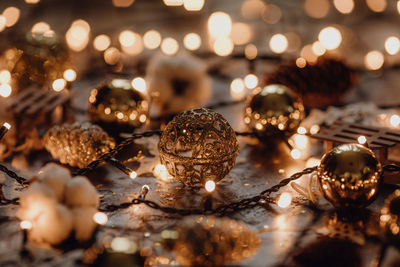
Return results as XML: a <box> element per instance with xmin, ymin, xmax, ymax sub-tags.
<box><xmin>71</xmin><ymin>206</ymin><xmax>98</xmax><ymax>242</ymax></box>
<box><xmin>65</xmin><ymin>176</ymin><xmax>99</xmax><ymax>208</ymax></box>
<box><xmin>146</xmin><ymin>52</ymin><xmax>211</xmax><ymax>115</ymax></box>
<box><xmin>29</xmin><ymin>204</ymin><xmax>73</xmax><ymax>245</ymax></box>
<box><xmin>37</xmin><ymin>163</ymin><xmax>71</xmax><ymax>202</ymax></box>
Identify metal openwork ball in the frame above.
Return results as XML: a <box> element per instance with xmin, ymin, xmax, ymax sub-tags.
<box><xmin>89</xmin><ymin>78</ymin><xmax>149</xmax><ymax>132</ymax></box>
<box><xmin>317</xmin><ymin>144</ymin><xmax>382</xmax><ymax>209</ymax></box>
<box><xmin>380</xmin><ymin>189</ymin><xmax>400</xmax><ymax>244</ymax></box>
<box><xmin>158</xmin><ymin>108</ymin><xmax>239</xmax><ymax>187</ymax></box>
<box><xmin>244</xmin><ymin>84</ymin><xmax>305</xmax><ymax>136</ymax></box>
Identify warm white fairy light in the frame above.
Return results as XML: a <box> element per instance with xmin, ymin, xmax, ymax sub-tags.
<box><xmin>143</xmin><ymin>30</ymin><xmax>161</xmax><ymax>50</ymax></box>
<box><xmin>163</xmin><ymin>0</ymin><xmax>183</xmax><ymax>6</ymax></box>
<box><xmin>245</xmin><ymin>43</ymin><xmax>257</xmax><ymax>60</ymax></box>
<box><xmin>111</xmin><ymin>237</ymin><xmax>137</xmax><ymax>253</ymax></box>
<box><xmin>161</xmin><ymin>37</ymin><xmax>179</xmax><ymax>55</ymax></box>
<box><xmin>20</xmin><ymin>220</ymin><xmax>32</xmax><ymax>230</ymax></box>
<box><xmin>93</xmin><ymin>34</ymin><xmax>111</xmax><ymax>51</ymax></box>
<box><xmin>364</xmin><ymin>50</ymin><xmax>384</xmax><ymax>70</ymax></box>
<box><xmin>131</xmin><ymin>77</ymin><xmax>146</xmax><ymax>94</ymax></box>
<box><xmin>66</xmin><ymin>19</ymin><xmax>91</xmax><ymax>52</ymax></box>
<box><xmin>385</xmin><ymin>36</ymin><xmax>400</xmax><ymax>55</ymax></box>
<box><xmin>290</xmin><ymin>149</ymin><xmax>301</xmax><ymax>159</ymax></box>
<box><xmin>129</xmin><ymin>171</ymin><xmax>137</xmax><ymax>179</ymax></box>
<box><xmin>31</xmin><ymin>22</ymin><xmax>51</xmax><ymax>34</ymax></box>
<box><xmin>333</xmin><ymin>0</ymin><xmax>354</xmax><ymax>14</ymax></box>
<box><xmin>104</xmin><ymin>47</ymin><xmax>121</xmax><ymax>65</ymax></box>
<box><xmin>297</xmin><ymin>127</ymin><xmax>307</xmax><ymax>134</ymax></box>
<box><xmin>3</xmin><ymin>6</ymin><xmax>20</xmax><ymax>27</ymax></box>
<box><xmin>52</xmin><ymin>79</ymin><xmax>66</xmax><ymax>92</ymax></box>
<box><xmin>390</xmin><ymin>114</ymin><xmax>400</xmax><ymax>127</ymax></box>
<box><xmin>25</xmin><ymin>0</ymin><xmax>40</xmax><ymax>4</ymax></box>
<box><xmin>183</xmin><ymin>33</ymin><xmax>201</xmax><ymax>51</ymax></box>
<box><xmin>183</xmin><ymin>0</ymin><xmax>205</xmax><ymax>11</ymax></box>
<box><xmin>269</xmin><ymin>34</ymin><xmax>288</xmax><ymax>54</ymax></box>
<box><xmin>230</xmin><ymin>78</ymin><xmax>245</xmax><ymax>100</ymax></box>
<box><xmin>63</xmin><ymin>69</ymin><xmax>77</xmax><ymax>82</ymax></box>
<box><xmin>208</xmin><ymin>12</ymin><xmax>232</xmax><ymax>37</ymax></box>
<box><xmin>318</xmin><ymin>26</ymin><xmax>342</xmax><ymax>50</ymax></box>
<box><xmin>357</xmin><ymin>135</ymin><xmax>367</xmax><ymax>145</ymax></box>
<box><xmin>120</xmin><ymin>32</ymin><xmax>143</xmax><ymax>55</ymax></box>
<box><xmin>213</xmin><ymin>36</ymin><xmax>233</xmax><ymax>56</ymax></box>
<box><xmin>93</xmin><ymin>212</ymin><xmax>108</xmax><ymax>225</ymax></box>
<box><xmin>0</xmin><ymin>84</ymin><xmax>12</xmax><ymax>97</ymax></box>
<box><xmin>244</xmin><ymin>74</ymin><xmax>258</xmax><ymax>89</ymax></box>
<box><xmin>277</xmin><ymin>193</ymin><xmax>292</xmax><ymax>208</ymax></box>
<box><xmin>231</xmin><ymin>22</ymin><xmax>253</xmax><ymax>45</ymax></box>
<box><xmin>293</xmin><ymin>134</ymin><xmax>308</xmax><ymax>150</ymax></box>
<box><xmin>0</xmin><ymin>70</ymin><xmax>11</xmax><ymax>84</ymax></box>
<box><xmin>205</xmin><ymin>180</ymin><xmax>216</xmax><ymax>192</ymax></box>
<box><xmin>3</xmin><ymin>122</ymin><xmax>11</xmax><ymax>130</ymax></box>
<box><xmin>119</xmin><ymin>30</ymin><xmax>136</xmax><ymax>47</ymax></box>
<box><xmin>311</xmin><ymin>41</ymin><xmax>326</xmax><ymax>56</ymax></box>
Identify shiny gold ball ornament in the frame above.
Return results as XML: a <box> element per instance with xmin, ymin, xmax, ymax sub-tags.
<box><xmin>89</xmin><ymin>78</ymin><xmax>149</xmax><ymax>132</ymax></box>
<box><xmin>174</xmin><ymin>216</ymin><xmax>261</xmax><ymax>267</ymax></box>
<box><xmin>244</xmin><ymin>84</ymin><xmax>305</xmax><ymax>136</ymax></box>
<box><xmin>43</xmin><ymin>122</ymin><xmax>115</xmax><ymax>168</ymax></box>
<box><xmin>158</xmin><ymin>108</ymin><xmax>239</xmax><ymax>186</ymax></box>
<box><xmin>317</xmin><ymin>144</ymin><xmax>382</xmax><ymax>209</ymax></box>
<box><xmin>380</xmin><ymin>189</ymin><xmax>400</xmax><ymax>244</ymax></box>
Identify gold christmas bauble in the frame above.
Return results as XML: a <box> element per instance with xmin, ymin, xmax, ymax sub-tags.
<box><xmin>244</xmin><ymin>84</ymin><xmax>305</xmax><ymax>136</ymax></box>
<box><xmin>317</xmin><ymin>144</ymin><xmax>382</xmax><ymax>209</ymax></box>
<box><xmin>380</xmin><ymin>189</ymin><xmax>400</xmax><ymax>244</ymax></box>
<box><xmin>89</xmin><ymin>78</ymin><xmax>149</xmax><ymax>132</ymax></box>
<box><xmin>174</xmin><ymin>216</ymin><xmax>261</xmax><ymax>267</ymax></box>
<box><xmin>158</xmin><ymin>108</ymin><xmax>239</xmax><ymax>187</ymax></box>
<box><xmin>1</xmin><ymin>31</ymin><xmax>73</xmax><ymax>93</ymax></box>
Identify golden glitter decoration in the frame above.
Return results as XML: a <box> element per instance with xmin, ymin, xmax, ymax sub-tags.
<box><xmin>1</xmin><ymin>32</ymin><xmax>72</xmax><ymax>92</ymax></box>
<box><xmin>158</xmin><ymin>108</ymin><xmax>239</xmax><ymax>187</ymax></box>
<box><xmin>89</xmin><ymin>78</ymin><xmax>149</xmax><ymax>132</ymax></box>
<box><xmin>43</xmin><ymin>122</ymin><xmax>115</xmax><ymax>168</ymax></box>
<box><xmin>244</xmin><ymin>84</ymin><xmax>305</xmax><ymax>136</ymax></box>
<box><xmin>174</xmin><ymin>216</ymin><xmax>261</xmax><ymax>267</ymax></box>
<box><xmin>380</xmin><ymin>189</ymin><xmax>400</xmax><ymax>242</ymax></box>
<box><xmin>317</xmin><ymin>144</ymin><xmax>382</xmax><ymax>209</ymax></box>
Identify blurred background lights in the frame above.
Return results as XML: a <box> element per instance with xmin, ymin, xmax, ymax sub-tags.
<box><xmin>3</xmin><ymin>7</ymin><xmax>20</xmax><ymax>27</ymax></box>
<box><xmin>63</xmin><ymin>69</ymin><xmax>76</xmax><ymax>82</ymax></box>
<box><xmin>131</xmin><ymin>77</ymin><xmax>146</xmax><ymax>93</ymax></box>
<box><xmin>183</xmin><ymin>0</ymin><xmax>205</xmax><ymax>11</ymax></box>
<box><xmin>104</xmin><ymin>47</ymin><xmax>121</xmax><ymax>65</ymax></box>
<box><xmin>0</xmin><ymin>70</ymin><xmax>11</xmax><ymax>84</ymax></box>
<box><xmin>364</xmin><ymin>50</ymin><xmax>384</xmax><ymax>70</ymax></box>
<box><xmin>366</xmin><ymin>0</ymin><xmax>387</xmax><ymax>13</ymax></box>
<box><xmin>143</xmin><ymin>30</ymin><xmax>161</xmax><ymax>49</ymax></box>
<box><xmin>93</xmin><ymin>34</ymin><xmax>111</xmax><ymax>51</ymax></box>
<box><xmin>213</xmin><ymin>36</ymin><xmax>233</xmax><ymax>56</ymax></box>
<box><xmin>390</xmin><ymin>114</ymin><xmax>400</xmax><ymax>127</ymax></box>
<box><xmin>163</xmin><ymin>0</ymin><xmax>183</xmax><ymax>6</ymax></box>
<box><xmin>20</xmin><ymin>220</ymin><xmax>32</xmax><ymax>230</ymax></box>
<box><xmin>119</xmin><ymin>30</ymin><xmax>136</xmax><ymax>47</ymax></box>
<box><xmin>312</xmin><ymin>41</ymin><xmax>326</xmax><ymax>56</ymax></box>
<box><xmin>241</xmin><ymin>0</ymin><xmax>266</xmax><ymax>20</ymax></box>
<box><xmin>161</xmin><ymin>37</ymin><xmax>179</xmax><ymax>55</ymax></box>
<box><xmin>183</xmin><ymin>33</ymin><xmax>201</xmax><ymax>50</ymax></box>
<box><xmin>31</xmin><ymin>22</ymin><xmax>51</xmax><ymax>34</ymax></box>
<box><xmin>66</xmin><ymin>19</ymin><xmax>91</xmax><ymax>52</ymax></box>
<box><xmin>244</xmin><ymin>43</ymin><xmax>257</xmax><ymax>60</ymax></box>
<box><xmin>262</xmin><ymin>4</ymin><xmax>281</xmax><ymax>24</ymax></box>
<box><xmin>304</xmin><ymin>0</ymin><xmax>330</xmax><ymax>19</ymax></box>
<box><xmin>230</xmin><ymin>78</ymin><xmax>245</xmax><ymax>100</ymax></box>
<box><xmin>52</xmin><ymin>79</ymin><xmax>66</xmax><ymax>92</ymax></box>
<box><xmin>231</xmin><ymin>22</ymin><xmax>253</xmax><ymax>45</ymax></box>
<box><xmin>277</xmin><ymin>192</ymin><xmax>292</xmax><ymax>208</ymax></box>
<box><xmin>301</xmin><ymin>44</ymin><xmax>318</xmax><ymax>64</ymax></box>
<box><xmin>208</xmin><ymin>12</ymin><xmax>232</xmax><ymax>37</ymax></box>
<box><xmin>25</xmin><ymin>0</ymin><xmax>40</xmax><ymax>4</ymax></box>
<box><xmin>120</xmin><ymin>31</ymin><xmax>143</xmax><ymax>55</ymax></box>
<box><xmin>318</xmin><ymin>26</ymin><xmax>342</xmax><ymax>50</ymax></box>
<box><xmin>244</xmin><ymin>74</ymin><xmax>258</xmax><ymax>89</ymax></box>
<box><xmin>296</xmin><ymin>57</ymin><xmax>307</xmax><ymax>68</ymax></box>
<box><xmin>112</xmin><ymin>0</ymin><xmax>135</xmax><ymax>7</ymax></box>
<box><xmin>269</xmin><ymin>34</ymin><xmax>288</xmax><ymax>54</ymax></box>
<box><xmin>384</xmin><ymin>36</ymin><xmax>400</xmax><ymax>55</ymax></box>
<box><xmin>333</xmin><ymin>0</ymin><xmax>354</xmax><ymax>14</ymax></box>
<box><xmin>0</xmin><ymin>16</ymin><xmax>5</xmax><ymax>32</ymax></box>
<box><xmin>0</xmin><ymin>84</ymin><xmax>12</xmax><ymax>97</ymax></box>
<box><xmin>291</xmin><ymin>149</ymin><xmax>301</xmax><ymax>159</ymax></box>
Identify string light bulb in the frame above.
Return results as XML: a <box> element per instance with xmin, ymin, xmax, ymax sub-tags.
<box><xmin>244</xmin><ymin>74</ymin><xmax>258</xmax><ymax>89</ymax></box>
<box><xmin>205</xmin><ymin>180</ymin><xmax>216</xmax><ymax>192</ymax></box>
<box><xmin>277</xmin><ymin>193</ymin><xmax>292</xmax><ymax>208</ymax></box>
<box><xmin>129</xmin><ymin>171</ymin><xmax>137</xmax><ymax>179</ymax></box>
<box><xmin>63</xmin><ymin>69</ymin><xmax>77</xmax><ymax>82</ymax></box>
<box><xmin>390</xmin><ymin>114</ymin><xmax>400</xmax><ymax>127</ymax></box>
<box><xmin>357</xmin><ymin>135</ymin><xmax>367</xmax><ymax>145</ymax></box>
<box><xmin>93</xmin><ymin>212</ymin><xmax>108</xmax><ymax>225</ymax></box>
<box><xmin>131</xmin><ymin>77</ymin><xmax>146</xmax><ymax>94</ymax></box>
<box><xmin>20</xmin><ymin>220</ymin><xmax>32</xmax><ymax>230</ymax></box>
<box><xmin>385</xmin><ymin>36</ymin><xmax>400</xmax><ymax>55</ymax></box>
<box><xmin>291</xmin><ymin>149</ymin><xmax>301</xmax><ymax>159</ymax></box>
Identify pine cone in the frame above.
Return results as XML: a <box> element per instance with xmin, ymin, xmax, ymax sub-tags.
<box><xmin>265</xmin><ymin>57</ymin><xmax>357</xmax><ymax>108</ymax></box>
<box><xmin>43</xmin><ymin>122</ymin><xmax>115</xmax><ymax>168</ymax></box>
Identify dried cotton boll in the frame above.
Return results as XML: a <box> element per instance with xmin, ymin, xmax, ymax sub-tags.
<box><xmin>146</xmin><ymin>52</ymin><xmax>211</xmax><ymax>115</ymax></box>
<box><xmin>71</xmin><ymin>206</ymin><xmax>98</xmax><ymax>242</ymax></box>
<box><xmin>37</xmin><ymin>163</ymin><xmax>71</xmax><ymax>202</ymax></box>
<box><xmin>29</xmin><ymin>204</ymin><xmax>73</xmax><ymax>245</ymax></box>
<box><xmin>17</xmin><ymin>182</ymin><xmax>57</xmax><ymax>222</ymax></box>
<box><xmin>65</xmin><ymin>176</ymin><xmax>99</xmax><ymax>208</ymax></box>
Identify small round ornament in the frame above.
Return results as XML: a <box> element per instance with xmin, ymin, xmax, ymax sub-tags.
<box><xmin>174</xmin><ymin>216</ymin><xmax>261</xmax><ymax>267</ymax></box>
<box><xmin>244</xmin><ymin>84</ymin><xmax>305</xmax><ymax>137</ymax></box>
<box><xmin>317</xmin><ymin>143</ymin><xmax>382</xmax><ymax>209</ymax></box>
<box><xmin>380</xmin><ymin>189</ymin><xmax>400</xmax><ymax>245</ymax></box>
<box><xmin>158</xmin><ymin>108</ymin><xmax>239</xmax><ymax>187</ymax></box>
<box><xmin>88</xmin><ymin>78</ymin><xmax>149</xmax><ymax>133</ymax></box>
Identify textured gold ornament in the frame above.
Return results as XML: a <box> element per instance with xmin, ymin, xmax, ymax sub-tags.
<box><xmin>43</xmin><ymin>122</ymin><xmax>115</xmax><ymax>168</ymax></box>
<box><xmin>174</xmin><ymin>216</ymin><xmax>261</xmax><ymax>267</ymax></box>
<box><xmin>89</xmin><ymin>78</ymin><xmax>149</xmax><ymax>131</ymax></box>
<box><xmin>1</xmin><ymin>32</ymin><xmax>72</xmax><ymax>92</ymax></box>
<box><xmin>317</xmin><ymin>144</ymin><xmax>382</xmax><ymax>209</ymax></box>
<box><xmin>380</xmin><ymin>189</ymin><xmax>400</xmax><ymax>243</ymax></box>
<box><xmin>158</xmin><ymin>108</ymin><xmax>239</xmax><ymax>187</ymax></box>
<box><xmin>244</xmin><ymin>84</ymin><xmax>305</xmax><ymax>136</ymax></box>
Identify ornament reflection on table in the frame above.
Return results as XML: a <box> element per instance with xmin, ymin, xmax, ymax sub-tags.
<box><xmin>380</xmin><ymin>189</ymin><xmax>400</xmax><ymax>245</ymax></box>
<box><xmin>89</xmin><ymin>78</ymin><xmax>149</xmax><ymax>134</ymax></box>
<box><xmin>43</xmin><ymin>122</ymin><xmax>115</xmax><ymax>168</ymax></box>
<box><xmin>174</xmin><ymin>216</ymin><xmax>261</xmax><ymax>267</ymax></box>
<box><xmin>317</xmin><ymin>143</ymin><xmax>382</xmax><ymax>209</ymax></box>
<box><xmin>158</xmin><ymin>108</ymin><xmax>239</xmax><ymax>187</ymax></box>
<box><xmin>244</xmin><ymin>84</ymin><xmax>305</xmax><ymax>138</ymax></box>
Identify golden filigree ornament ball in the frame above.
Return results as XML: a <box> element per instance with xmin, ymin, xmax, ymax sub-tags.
<box><xmin>317</xmin><ymin>144</ymin><xmax>382</xmax><ymax>209</ymax></box>
<box><xmin>89</xmin><ymin>78</ymin><xmax>149</xmax><ymax>132</ymax></box>
<box><xmin>380</xmin><ymin>189</ymin><xmax>400</xmax><ymax>244</ymax></box>
<box><xmin>43</xmin><ymin>122</ymin><xmax>115</xmax><ymax>168</ymax></box>
<box><xmin>174</xmin><ymin>216</ymin><xmax>261</xmax><ymax>267</ymax></box>
<box><xmin>244</xmin><ymin>84</ymin><xmax>305</xmax><ymax>136</ymax></box>
<box><xmin>158</xmin><ymin>108</ymin><xmax>239</xmax><ymax>187</ymax></box>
